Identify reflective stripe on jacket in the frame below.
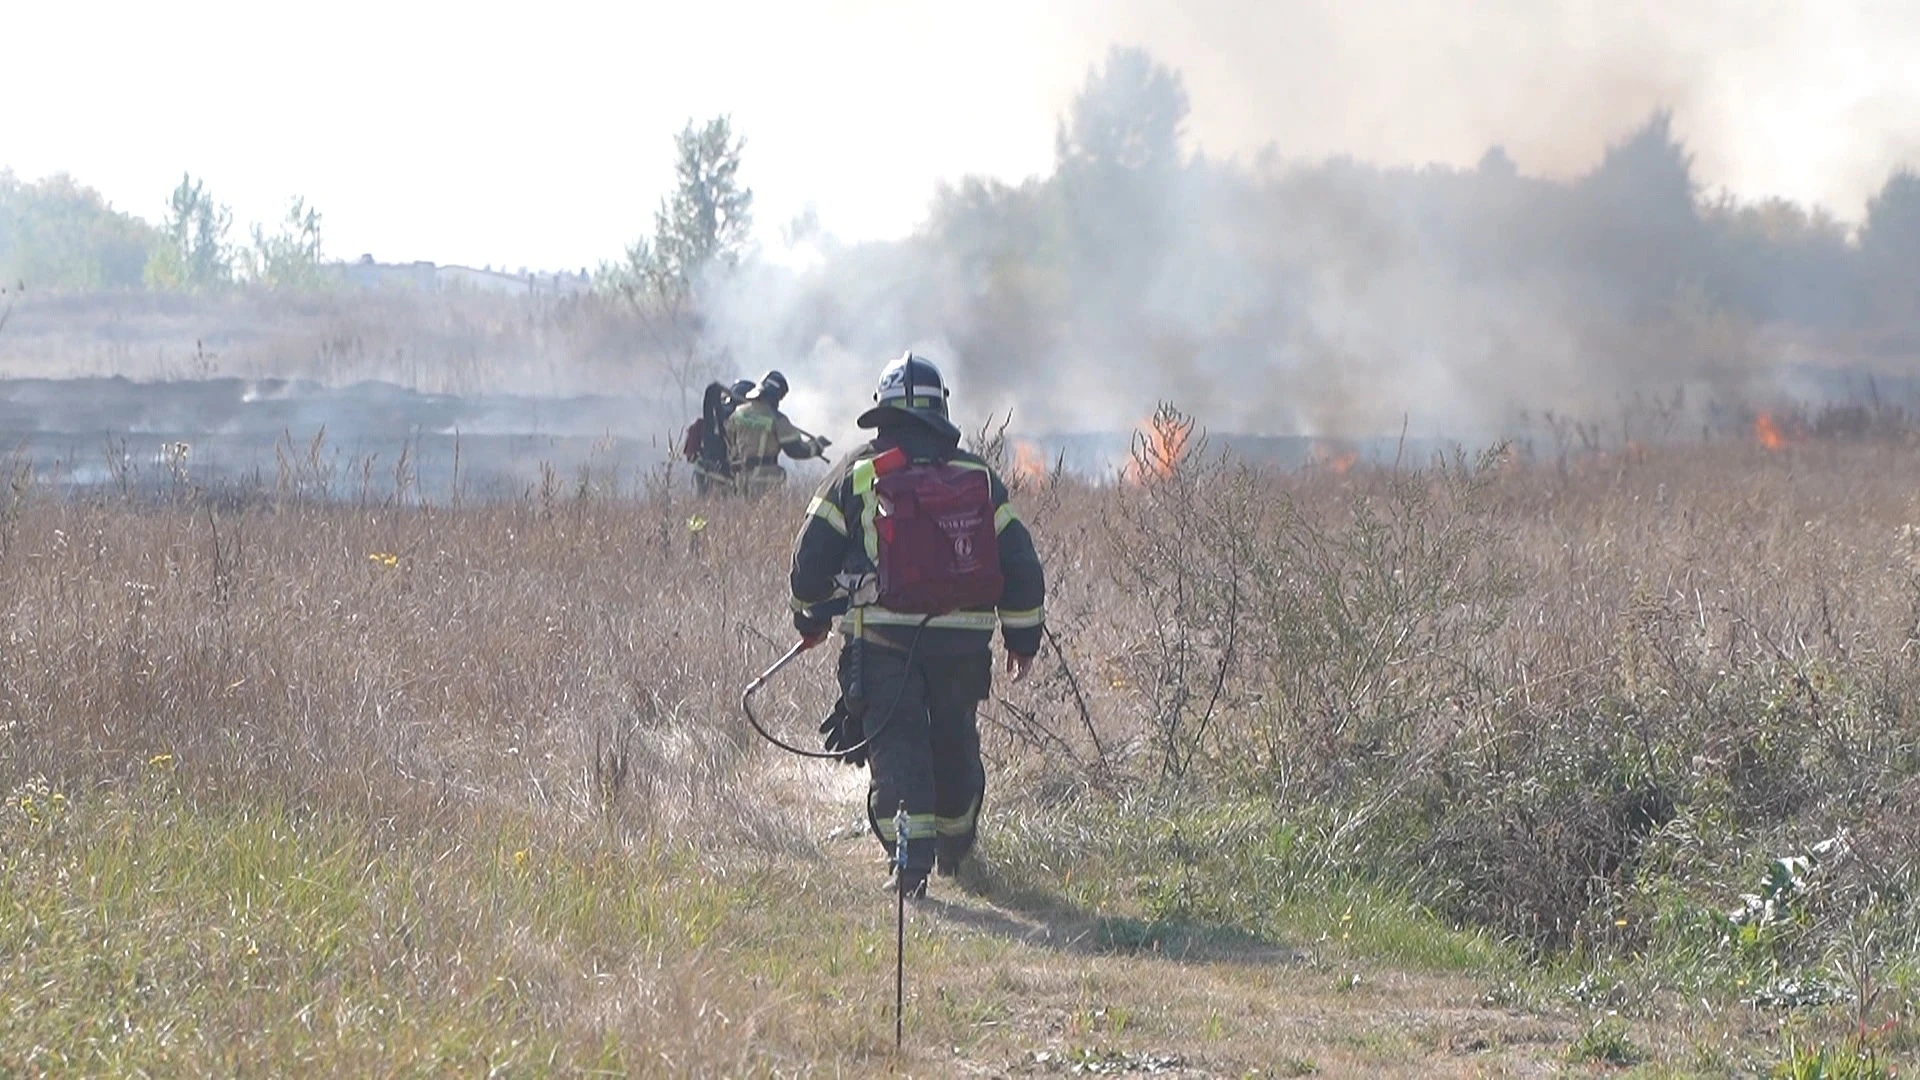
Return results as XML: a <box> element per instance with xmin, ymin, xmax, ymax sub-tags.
<box><xmin>788</xmin><ymin>420</ymin><xmax>1046</xmax><ymax>656</ymax></box>
<box><xmin>726</xmin><ymin>400</ymin><xmax>822</xmax><ymax>478</ymax></box>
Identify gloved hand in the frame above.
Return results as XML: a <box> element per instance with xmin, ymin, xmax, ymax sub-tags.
<box><xmin>794</xmin><ymin>609</ymin><xmax>833</xmax><ymax>641</ymax></box>
<box><xmin>818</xmin><ymin>697</ymin><xmax>868</xmax><ymax>767</ymax></box>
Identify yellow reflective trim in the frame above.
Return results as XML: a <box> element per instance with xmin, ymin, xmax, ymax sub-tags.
<box><xmin>789</xmin><ymin>595</ymin><xmax>815</xmax><ymax>614</ymax></box>
<box><xmin>849</xmin><ymin>609</ymin><xmax>999</xmax><ymax>631</ymax></box>
<box><xmin>935</xmin><ymin>797</ymin><xmax>980</xmax><ymax>836</ymax></box>
<box><xmin>836</xmin><ymin>613</ymin><xmax>999</xmax><ymax>636</ymax></box>
<box><xmin>807</xmin><ymin>495</ymin><xmax>847</xmax><ymax>535</ymax></box>
<box><xmin>997</xmin><ymin>606</ymin><xmax>1044</xmax><ymax>629</ymax></box>
<box><xmin>994</xmin><ymin>502</ymin><xmax>1019</xmax><ymax>533</ymax></box>
<box><xmin>875</xmin><ymin>813</ymin><xmax>938</xmax><ymax>842</ymax></box>
<box><xmin>852</xmin><ymin>459</ymin><xmax>881</xmax><ymax>565</ymax></box>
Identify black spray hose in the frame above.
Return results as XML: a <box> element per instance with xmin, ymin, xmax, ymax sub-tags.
<box><xmin>740</xmin><ymin>615</ymin><xmax>930</xmax><ymax>761</ymax></box>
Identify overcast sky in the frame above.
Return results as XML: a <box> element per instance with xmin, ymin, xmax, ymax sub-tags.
<box><xmin>6</xmin><ymin>0</ymin><xmax>1916</xmax><ymax>272</ymax></box>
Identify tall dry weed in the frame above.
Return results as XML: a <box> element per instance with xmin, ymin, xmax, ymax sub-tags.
<box><xmin>8</xmin><ymin>414</ymin><xmax>1920</xmax><ymax>960</ymax></box>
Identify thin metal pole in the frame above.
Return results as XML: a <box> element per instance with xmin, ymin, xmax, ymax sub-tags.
<box><xmin>894</xmin><ymin>800</ymin><xmax>908</xmax><ymax>1051</ymax></box>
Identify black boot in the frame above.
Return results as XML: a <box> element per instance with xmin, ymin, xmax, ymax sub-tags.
<box><xmin>884</xmin><ymin>866</ymin><xmax>929</xmax><ymax>899</ymax></box>
<box><xmin>935</xmin><ymin>835</ymin><xmax>969</xmax><ymax>877</ymax></box>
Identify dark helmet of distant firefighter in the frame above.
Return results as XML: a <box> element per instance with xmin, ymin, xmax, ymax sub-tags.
<box><xmin>729</xmin><ymin>379</ymin><xmax>756</xmax><ymax>402</ymax></box>
<box><xmin>746</xmin><ymin>370</ymin><xmax>789</xmax><ymax>404</ymax></box>
<box><xmin>856</xmin><ymin>351</ymin><xmax>960</xmax><ymax>440</ymax></box>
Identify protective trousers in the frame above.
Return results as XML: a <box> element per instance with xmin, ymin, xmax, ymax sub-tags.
<box><xmin>848</xmin><ymin>641</ymin><xmax>990</xmax><ymax>876</ymax></box>
<box><xmin>737</xmin><ymin>462</ymin><xmax>788</xmax><ymax>498</ymax></box>
<box><xmin>692</xmin><ymin>460</ymin><xmax>731</xmax><ymax>496</ymax></box>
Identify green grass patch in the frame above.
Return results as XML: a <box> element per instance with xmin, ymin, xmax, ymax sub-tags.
<box><xmin>0</xmin><ymin>775</ymin><xmax>770</xmax><ymax>1075</ymax></box>
<box><xmin>979</xmin><ymin>798</ymin><xmax>1517</xmax><ymax>975</ymax></box>
<box><xmin>1567</xmin><ymin>1015</ymin><xmax>1644</xmax><ymax>1066</ymax></box>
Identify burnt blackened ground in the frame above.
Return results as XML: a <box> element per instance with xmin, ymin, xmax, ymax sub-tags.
<box><xmin>0</xmin><ymin>375</ymin><xmax>677</xmax><ymax>500</ymax></box>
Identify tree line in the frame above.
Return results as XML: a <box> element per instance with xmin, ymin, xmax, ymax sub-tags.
<box><xmin>3</xmin><ymin>45</ymin><xmax>1916</xmax><ymax>387</ymax></box>
<box><xmin>0</xmin><ymin>171</ymin><xmax>330</xmax><ymax>293</ymax></box>
<box><xmin>580</xmin><ymin>48</ymin><xmax>1920</xmax><ymax>430</ymax></box>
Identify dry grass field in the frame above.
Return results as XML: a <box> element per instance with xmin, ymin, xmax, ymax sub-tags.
<box><xmin>6</xmin><ymin>409</ymin><xmax>1920</xmax><ymax>1076</ymax></box>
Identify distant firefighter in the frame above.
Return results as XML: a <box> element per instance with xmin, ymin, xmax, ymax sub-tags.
<box><xmin>725</xmin><ymin>370</ymin><xmax>830</xmax><ymax>497</ymax></box>
<box><xmin>682</xmin><ymin>378</ymin><xmax>757</xmax><ymax>496</ymax></box>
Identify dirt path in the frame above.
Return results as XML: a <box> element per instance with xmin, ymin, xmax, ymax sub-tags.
<box><xmin>763</xmin><ymin>756</ymin><xmax>1583</xmax><ymax>1079</ymax></box>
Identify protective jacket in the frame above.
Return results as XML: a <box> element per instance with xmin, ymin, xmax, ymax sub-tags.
<box><xmin>727</xmin><ymin>399</ymin><xmax>825</xmax><ymax>496</ymax></box>
<box><xmin>788</xmin><ymin>417</ymin><xmax>1045</xmax><ymax>657</ymax></box>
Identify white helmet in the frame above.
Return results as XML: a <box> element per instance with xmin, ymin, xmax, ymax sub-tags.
<box><xmin>856</xmin><ymin>351</ymin><xmax>957</xmax><ymax>438</ymax></box>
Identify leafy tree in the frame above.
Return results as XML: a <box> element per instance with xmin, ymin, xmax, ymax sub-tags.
<box><xmin>244</xmin><ymin>196</ymin><xmax>331</xmax><ymax>290</ymax></box>
<box><xmin>1055</xmin><ymin>46</ymin><xmax>1189</xmax><ymax>179</ymax></box>
<box><xmin>145</xmin><ymin>172</ymin><xmax>235</xmax><ymax>290</ymax></box>
<box><xmin>601</xmin><ymin>115</ymin><xmax>755</xmax><ymax>303</ymax></box>
<box><xmin>923</xmin><ymin>175</ymin><xmax>1068</xmax><ymax>398</ymax></box>
<box><xmin>1477</xmin><ymin>145</ymin><xmax>1519</xmax><ymax>178</ymax></box>
<box><xmin>0</xmin><ymin>169</ymin><xmax>157</xmax><ymax>289</ymax></box>
<box><xmin>1859</xmin><ymin>169</ymin><xmax>1920</xmax><ymax>326</ymax></box>
<box><xmin>1574</xmin><ymin>111</ymin><xmax>1709</xmax><ymax>318</ymax></box>
<box><xmin>1580</xmin><ymin>112</ymin><xmax>1697</xmax><ymax>222</ymax></box>
<box><xmin>1861</xmin><ymin>169</ymin><xmax>1920</xmax><ymax>254</ymax></box>
<box><xmin>1052</xmin><ymin>47</ymin><xmax>1191</xmax><ymax>323</ymax></box>
<box><xmin>1704</xmin><ymin>194</ymin><xmax>1856</xmax><ymax>326</ymax></box>
<box><xmin>652</xmin><ymin>115</ymin><xmax>755</xmax><ymax>291</ymax></box>
<box><xmin>598</xmin><ymin>115</ymin><xmax>755</xmax><ymax>413</ymax></box>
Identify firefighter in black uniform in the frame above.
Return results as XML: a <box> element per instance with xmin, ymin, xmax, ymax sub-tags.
<box><xmin>787</xmin><ymin>351</ymin><xmax>1046</xmax><ymax>897</ymax></box>
<box><xmin>685</xmin><ymin>379</ymin><xmax>758</xmax><ymax>496</ymax></box>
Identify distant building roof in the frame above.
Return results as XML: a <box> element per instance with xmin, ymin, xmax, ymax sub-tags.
<box><xmin>339</xmin><ymin>257</ymin><xmax>591</xmax><ymax>296</ymax></box>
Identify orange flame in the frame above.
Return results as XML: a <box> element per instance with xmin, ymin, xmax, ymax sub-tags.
<box><xmin>1123</xmin><ymin>412</ymin><xmax>1192</xmax><ymax>484</ymax></box>
<box><xmin>1145</xmin><ymin>423</ymin><xmax>1189</xmax><ymax>479</ymax></box>
<box><xmin>1009</xmin><ymin>439</ymin><xmax>1049</xmax><ymax>485</ymax></box>
<box><xmin>1754</xmin><ymin>412</ymin><xmax>1785</xmax><ymax>450</ymax></box>
<box><xmin>1309</xmin><ymin>442</ymin><xmax>1358</xmax><ymax>475</ymax></box>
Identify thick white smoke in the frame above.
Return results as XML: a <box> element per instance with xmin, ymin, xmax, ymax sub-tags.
<box><xmin>687</xmin><ymin>4</ymin><xmax>1918</xmax><ymax>449</ymax></box>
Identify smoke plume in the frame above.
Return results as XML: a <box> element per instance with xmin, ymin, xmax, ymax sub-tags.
<box><xmin>693</xmin><ymin>7</ymin><xmax>1920</xmax><ymax>454</ymax></box>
